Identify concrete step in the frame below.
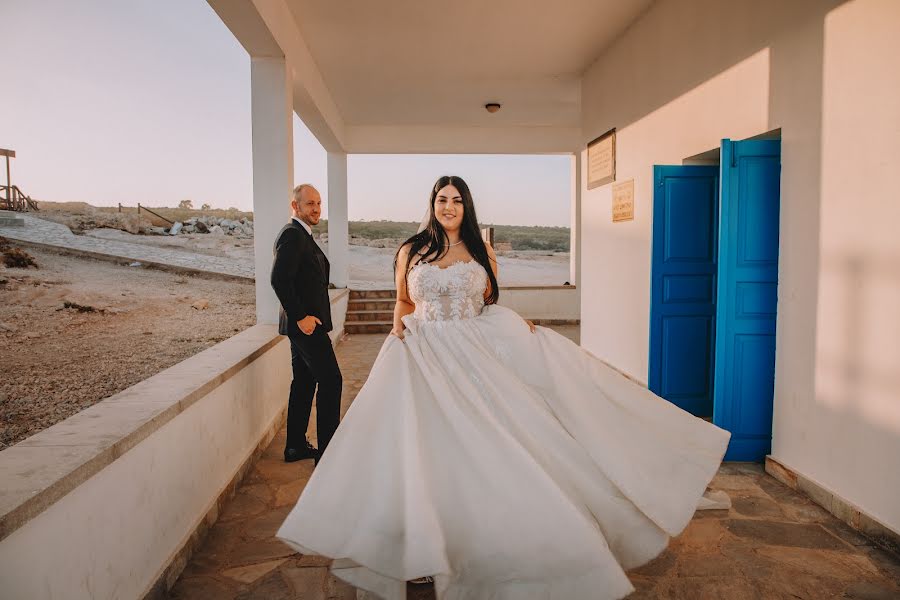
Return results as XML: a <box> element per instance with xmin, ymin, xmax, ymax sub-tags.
<box><xmin>345</xmin><ymin>322</ymin><xmax>393</xmax><ymax>334</ymax></box>
<box><xmin>530</xmin><ymin>318</ymin><xmax>581</xmax><ymax>326</ymax></box>
<box><xmin>349</xmin><ymin>289</ymin><xmax>396</xmax><ymax>300</ymax></box>
<box><xmin>0</xmin><ymin>210</ymin><xmax>24</xmax><ymax>227</ymax></box>
<box><xmin>348</xmin><ymin>298</ymin><xmax>396</xmax><ymax>311</ymax></box>
<box><xmin>346</xmin><ymin>309</ymin><xmax>394</xmax><ymax>322</ymax></box>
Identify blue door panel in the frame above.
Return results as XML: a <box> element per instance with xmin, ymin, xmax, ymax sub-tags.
<box><xmin>738</xmin><ymin>159</ymin><xmax>780</xmax><ymax>265</ymax></box>
<box><xmin>661</xmin><ymin>316</ymin><xmax>714</xmax><ymax>402</ymax></box>
<box><xmin>664</xmin><ymin>179</ymin><xmax>717</xmax><ymax>262</ymax></box>
<box><xmin>663</xmin><ymin>275</ymin><xmax>715</xmax><ymax>304</ymax></box>
<box><xmin>734</xmin><ymin>282</ymin><xmax>778</xmax><ymax>318</ymax></box>
<box><xmin>732</xmin><ymin>334</ymin><xmax>776</xmax><ymax>434</ymax></box>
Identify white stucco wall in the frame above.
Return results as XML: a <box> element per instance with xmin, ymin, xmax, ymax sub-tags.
<box><xmin>801</xmin><ymin>0</ymin><xmax>900</xmax><ymax>531</ymax></box>
<box><xmin>498</xmin><ymin>287</ymin><xmax>580</xmax><ymax>321</ymax></box>
<box><xmin>580</xmin><ymin>0</ymin><xmax>899</xmax><ymax>533</ymax></box>
<box><xmin>0</xmin><ymin>282</ymin><xmax>353</xmax><ymax>600</ymax></box>
<box><xmin>0</xmin><ymin>328</ymin><xmax>291</xmax><ymax>600</ymax></box>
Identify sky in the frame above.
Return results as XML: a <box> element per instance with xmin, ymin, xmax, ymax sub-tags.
<box><xmin>0</xmin><ymin>1</ymin><xmax>571</xmax><ymax>227</ymax></box>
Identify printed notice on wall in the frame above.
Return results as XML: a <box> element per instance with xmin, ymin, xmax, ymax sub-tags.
<box><xmin>612</xmin><ymin>179</ymin><xmax>634</xmax><ymax>222</ymax></box>
<box><xmin>587</xmin><ymin>129</ymin><xmax>615</xmax><ymax>189</ymax></box>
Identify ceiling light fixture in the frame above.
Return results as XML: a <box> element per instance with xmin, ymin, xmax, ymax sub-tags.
<box><xmin>484</xmin><ymin>103</ymin><xmax>501</xmax><ymax>113</ymax></box>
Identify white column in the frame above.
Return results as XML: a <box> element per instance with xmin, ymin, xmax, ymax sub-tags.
<box><xmin>326</xmin><ymin>151</ymin><xmax>349</xmax><ymax>288</ymax></box>
<box><xmin>569</xmin><ymin>151</ymin><xmax>582</xmax><ymax>287</ymax></box>
<box><xmin>251</xmin><ymin>57</ymin><xmax>294</xmax><ymax>324</ymax></box>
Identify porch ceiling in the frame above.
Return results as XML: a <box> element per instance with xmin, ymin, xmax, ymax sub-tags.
<box><xmin>210</xmin><ymin>0</ymin><xmax>653</xmax><ymax>153</ymax></box>
<box><xmin>286</xmin><ymin>0</ymin><xmax>652</xmax><ymax>130</ymax></box>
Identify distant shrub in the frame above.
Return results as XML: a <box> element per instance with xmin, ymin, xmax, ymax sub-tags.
<box><xmin>313</xmin><ymin>221</ymin><xmax>571</xmax><ymax>252</ymax></box>
<box><xmin>486</xmin><ymin>224</ymin><xmax>570</xmax><ymax>252</ymax></box>
<box><xmin>2</xmin><ymin>241</ymin><xmax>38</xmax><ymax>269</ymax></box>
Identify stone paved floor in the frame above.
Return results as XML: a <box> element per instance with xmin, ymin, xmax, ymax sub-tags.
<box><xmin>169</xmin><ymin>328</ymin><xmax>900</xmax><ymax>600</ymax></box>
<box><xmin>0</xmin><ymin>215</ymin><xmax>253</xmax><ymax>279</ymax></box>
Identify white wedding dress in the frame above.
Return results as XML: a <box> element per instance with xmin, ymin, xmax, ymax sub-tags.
<box><xmin>277</xmin><ymin>259</ymin><xmax>730</xmax><ymax>600</ymax></box>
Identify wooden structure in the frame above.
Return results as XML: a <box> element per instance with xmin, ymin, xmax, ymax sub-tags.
<box><xmin>0</xmin><ymin>148</ymin><xmax>38</xmax><ymax>211</ymax></box>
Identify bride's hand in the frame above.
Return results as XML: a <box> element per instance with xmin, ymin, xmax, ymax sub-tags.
<box><xmin>390</xmin><ymin>327</ymin><xmax>405</xmax><ymax>340</ymax></box>
<box><xmin>524</xmin><ymin>319</ymin><xmax>536</xmax><ymax>333</ymax></box>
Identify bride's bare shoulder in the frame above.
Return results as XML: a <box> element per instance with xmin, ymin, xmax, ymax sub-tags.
<box><xmin>398</xmin><ymin>242</ymin><xmax>432</xmax><ymax>268</ymax></box>
<box><xmin>397</xmin><ymin>242</ymin><xmax>419</xmax><ymax>266</ymax></box>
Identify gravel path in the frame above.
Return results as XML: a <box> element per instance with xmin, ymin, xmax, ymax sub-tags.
<box><xmin>0</xmin><ymin>215</ymin><xmax>254</xmax><ymax>279</ymax></box>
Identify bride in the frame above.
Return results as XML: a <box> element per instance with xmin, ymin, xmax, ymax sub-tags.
<box><xmin>277</xmin><ymin>175</ymin><xmax>731</xmax><ymax>600</ymax></box>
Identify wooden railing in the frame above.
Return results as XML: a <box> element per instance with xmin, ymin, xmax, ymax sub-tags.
<box><xmin>117</xmin><ymin>202</ymin><xmax>175</xmax><ymax>226</ymax></box>
<box><xmin>0</xmin><ymin>185</ymin><xmax>38</xmax><ymax>212</ymax></box>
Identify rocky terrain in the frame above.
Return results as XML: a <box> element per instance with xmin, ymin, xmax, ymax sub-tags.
<box><xmin>153</xmin><ymin>215</ymin><xmax>254</xmax><ymax>237</ymax></box>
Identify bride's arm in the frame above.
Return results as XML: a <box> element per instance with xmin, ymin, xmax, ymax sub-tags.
<box><xmin>391</xmin><ymin>243</ymin><xmax>416</xmax><ymax>339</ymax></box>
<box><xmin>484</xmin><ymin>242</ymin><xmax>535</xmax><ymax>333</ymax></box>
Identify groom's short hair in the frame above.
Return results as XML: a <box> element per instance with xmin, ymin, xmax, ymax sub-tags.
<box><xmin>292</xmin><ymin>183</ymin><xmax>318</xmax><ymax>203</ymax></box>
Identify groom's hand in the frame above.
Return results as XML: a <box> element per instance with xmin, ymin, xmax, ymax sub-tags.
<box><xmin>298</xmin><ymin>315</ymin><xmax>322</xmax><ymax>335</ymax></box>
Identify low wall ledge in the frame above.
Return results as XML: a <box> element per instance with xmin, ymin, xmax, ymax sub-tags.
<box><xmin>0</xmin><ymin>324</ymin><xmax>285</xmax><ymax>543</ymax></box>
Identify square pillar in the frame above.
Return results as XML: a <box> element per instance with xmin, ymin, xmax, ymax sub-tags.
<box><xmin>570</xmin><ymin>151</ymin><xmax>582</xmax><ymax>287</ymax></box>
<box><xmin>326</xmin><ymin>152</ymin><xmax>349</xmax><ymax>288</ymax></box>
<box><xmin>251</xmin><ymin>57</ymin><xmax>294</xmax><ymax>324</ymax></box>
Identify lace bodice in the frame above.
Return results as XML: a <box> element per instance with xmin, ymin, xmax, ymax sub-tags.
<box><xmin>408</xmin><ymin>260</ymin><xmax>488</xmax><ymax>322</ymax></box>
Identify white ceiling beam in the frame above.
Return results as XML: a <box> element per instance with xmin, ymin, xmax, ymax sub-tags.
<box><xmin>345</xmin><ymin>125</ymin><xmax>581</xmax><ymax>155</ymax></box>
<box><xmin>208</xmin><ymin>0</ymin><xmax>347</xmax><ymax>152</ymax></box>
<box><xmin>206</xmin><ymin>0</ymin><xmax>282</xmax><ymax>58</ymax></box>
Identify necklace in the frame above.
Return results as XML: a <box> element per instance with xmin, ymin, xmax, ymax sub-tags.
<box><xmin>444</xmin><ymin>239</ymin><xmax>463</xmax><ymax>247</ymax></box>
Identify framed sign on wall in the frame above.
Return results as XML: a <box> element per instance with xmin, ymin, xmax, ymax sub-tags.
<box><xmin>587</xmin><ymin>128</ymin><xmax>615</xmax><ymax>189</ymax></box>
<box><xmin>612</xmin><ymin>179</ymin><xmax>634</xmax><ymax>222</ymax></box>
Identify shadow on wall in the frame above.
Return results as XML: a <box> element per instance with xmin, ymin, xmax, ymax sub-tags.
<box><xmin>809</xmin><ymin>249</ymin><xmax>900</xmax><ymax>530</ymax></box>
<box><xmin>582</xmin><ymin>0</ymin><xmax>847</xmax><ymax>136</ymax></box>
<box><xmin>816</xmin><ymin>251</ymin><xmax>900</xmax><ymax>429</ymax></box>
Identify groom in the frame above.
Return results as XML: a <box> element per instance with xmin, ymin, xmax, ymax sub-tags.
<box><xmin>270</xmin><ymin>183</ymin><xmax>342</xmax><ymax>464</ymax></box>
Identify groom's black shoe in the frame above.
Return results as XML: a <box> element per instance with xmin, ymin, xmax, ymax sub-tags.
<box><xmin>284</xmin><ymin>440</ymin><xmax>319</xmax><ymax>463</ymax></box>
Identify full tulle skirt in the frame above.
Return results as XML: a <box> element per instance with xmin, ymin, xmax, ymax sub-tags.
<box><xmin>277</xmin><ymin>304</ymin><xmax>730</xmax><ymax>599</ymax></box>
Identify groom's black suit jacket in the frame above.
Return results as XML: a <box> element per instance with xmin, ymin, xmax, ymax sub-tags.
<box><xmin>270</xmin><ymin>220</ymin><xmax>333</xmax><ymax>336</ymax></box>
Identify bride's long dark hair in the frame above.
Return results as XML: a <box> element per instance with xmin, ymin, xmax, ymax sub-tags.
<box><xmin>393</xmin><ymin>175</ymin><xmax>499</xmax><ymax>305</ymax></box>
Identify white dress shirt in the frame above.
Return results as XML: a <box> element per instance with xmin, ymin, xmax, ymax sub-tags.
<box><xmin>292</xmin><ymin>216</ymin><xmax>312</xmax><ymax>235</ymax></box>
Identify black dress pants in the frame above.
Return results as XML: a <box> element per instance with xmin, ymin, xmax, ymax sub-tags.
<box><xmin>287</xmin><ymin>327</ymin><xmax>342</xmax><ymax>456</ymax></box>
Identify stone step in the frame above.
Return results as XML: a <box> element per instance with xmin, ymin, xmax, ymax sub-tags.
<box><xmin>530</xmin><ymin>318</ymin><xmax>581</xmax><ymax>326</ymax></box>
<box><xmin>0</xmin><ymin>211</ymin><xmax>24</xmax><ymax>227</ymax></box>
<box><xmin>348</xmin><ymin>298</ymin><xmax>396</xmax><ymax>311</ymax></box>
<box><xmin>346</xmin><ymin>309</ymin><xmax>394</xmax><ymax>322</ymax></box>
<box><xmin>349</xmin><ymin>289</ymin><xmax>396</xmax><ymax>300</ymax></box>
<box><xmin>345</xmin><ymin>322</ymin><xmax>393</xmax><ymax>334</ymax></box>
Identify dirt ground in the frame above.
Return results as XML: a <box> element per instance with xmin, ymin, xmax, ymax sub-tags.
<box><xmin>0</xmin><ymin>246</ymin><xmax>255</xmax><ymax>449</ymax></box>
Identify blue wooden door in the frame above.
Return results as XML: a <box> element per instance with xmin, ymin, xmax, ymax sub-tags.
<box><xmin>649</xmin><ymin>166</ymin><xmax>719</xmax><ymax>417</ymax></box>
<box><xmin>714</xmin><ymin>139</ymin><xmax>781</xmax><ymax>461</ymax></box>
